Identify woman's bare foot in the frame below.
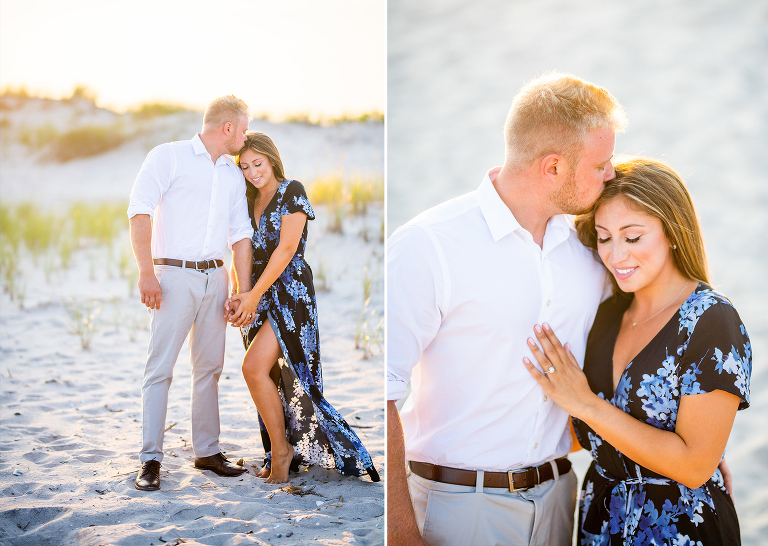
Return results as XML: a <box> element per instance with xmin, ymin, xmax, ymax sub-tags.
<box><xmin>265</xmin><ymin>444</ymin><xmax>294</xmax><ymax>484</ymax></box>
<box><xmin>256</xmin><ymin>465</ymin><xmax>270</xmax><ymax>478</ymax></box>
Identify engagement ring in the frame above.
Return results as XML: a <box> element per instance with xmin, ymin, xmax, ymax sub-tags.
<box><xmin>544</xmin><ymin>366</ymin><xmax>555</xmax><ymax>374</ymax></box>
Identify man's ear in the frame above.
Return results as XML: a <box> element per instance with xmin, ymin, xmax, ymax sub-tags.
<box><xmin>222</xmin><ymin>121</ymin><xmax>233</xmax><ymax>135</ymax></box>
<box><xmin>541</xmin><ymin>154</ymin><xmax>563</xmax><ymax>183</ymax></box>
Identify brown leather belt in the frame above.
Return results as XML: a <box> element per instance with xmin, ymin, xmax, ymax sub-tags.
<box><xmin>153</xmin><ymin>258</ymin><xmax>223</xmax><ymax>270</ymax></box>
<box><xmin>409</xmin><ymin>457</ymin><xmax>571</xmax><ymax>492</ymax></box>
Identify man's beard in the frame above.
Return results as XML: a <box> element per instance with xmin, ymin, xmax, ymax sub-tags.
<box><xmin>225</xmin><ymin>133</ymin><xmax>243</xmax><ymax>156</ymax></box>
<box><xmin>549</xmin><ymin>172</ymin><xmax>596</xmax><ymax>215</ymax></box>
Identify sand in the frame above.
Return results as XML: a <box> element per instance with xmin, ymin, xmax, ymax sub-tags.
<box><xmin>388</xmin><ymin>1</ymin><xmax>767</xmax><ymax>544</ymax></box>
<box><xmin>0</xmin><ymin>100</ymin><xmax>384</xmax><ymax>545</ymax></box>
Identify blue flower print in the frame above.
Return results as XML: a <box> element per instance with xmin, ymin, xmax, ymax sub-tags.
<box><xmin>574</xmin><ymin>284</ymin><xmax>750</xmax><ymax>545</ymax></box>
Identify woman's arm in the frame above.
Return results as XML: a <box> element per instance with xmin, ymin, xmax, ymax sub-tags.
<box><xmin>229</xmin><ymin>211</ymin><xmax>307</xmax><ymax>327</ymax></box>
<box><xmin>525</xmin><ymin>324</ymin><xmax>740</xmax><ymax>489</ymax></box>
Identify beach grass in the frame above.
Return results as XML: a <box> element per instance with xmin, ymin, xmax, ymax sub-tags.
<box><xmin>64</xmin><ymin>297</ymin><xmax>101</xmax><ymax>350</ymax></box>
<box><xmin>307</xmin><ymin>175</ymin><xmax>384</xmax><ymax>235</ymax></box>
<box><xmin>70</xmin><ymin>201</ymin><xmax>128</xmax><ymax>245</ymax></box>
<box><xmin>19</xmin><ymin>123</ymin><xmax>59</xmax><ymax>149</ymax></box>
<box><xmin>51</xmin><ymin>124</ymin><xmax>127</xmax><ymax>162</ymax></box>
<box><xmin>131</xmin><ymin>102</ymin><xmax>190</xmax><ymax>119</ymax></box>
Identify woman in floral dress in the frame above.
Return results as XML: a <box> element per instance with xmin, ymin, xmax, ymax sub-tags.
<box><xmin>523</xmin><ymin>158</ymin><xmax>750</xmax><ymax>544</ymax></box>
<box><xmin>228</xmin><ymin>132</ymin><xmax>379</xmax><ymax>484</ymax></box>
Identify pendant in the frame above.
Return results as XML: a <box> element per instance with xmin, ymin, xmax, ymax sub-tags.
<box><xmin>632</xmin><ymin>323</ymin><xmax>637</xmax><ymax>329</ymax></box>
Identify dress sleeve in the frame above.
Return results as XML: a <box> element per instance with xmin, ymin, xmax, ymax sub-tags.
<box><xmin>679</xmin><ymin>300</ymin><xmax>751</xmax><ymax>410</ymax></box>
<box><xmin>282</xmin><ymin>181</ymin><xmax>315</xmax><ymax>220</ymax></box>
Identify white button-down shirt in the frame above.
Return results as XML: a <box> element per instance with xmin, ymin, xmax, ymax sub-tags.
<box><xmin>387</xmin><ymin>170</ymin><xmax>609</xmax><ymax>471</ymax></box>
<box><xmin>127</xmin><ymin>134</ymin><xmax>253</xmax><ymax>260</ymax></box>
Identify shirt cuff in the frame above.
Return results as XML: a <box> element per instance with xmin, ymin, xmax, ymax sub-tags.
<box><xmin>387</xmin><ymin>375</ymin><xmax>408</xmax><ymax>401</ymax></box>
<box><xmin>228</xmin><ymin>228</ymin><xmax>255</xmax><ymax>249</ymax></box>
<box><xmin>127</xmin><ymin>204</ymin><xmax>154</xmax><ymax>219</ymax></box>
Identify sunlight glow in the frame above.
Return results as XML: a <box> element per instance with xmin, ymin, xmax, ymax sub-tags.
<box><xmin>0</xmin><ymin>0</ymin><xmax>385</xmax><ymax>118</ymax></box>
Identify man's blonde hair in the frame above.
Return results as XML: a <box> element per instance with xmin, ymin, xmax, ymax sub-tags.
<box><xmin>504</xmin><ymin>73</ymin><xmax>627</xmax><ymax>170</ymax></box>
<box><xmin>203</xmin><ymin>95</ymin><xmax>250</xmax><ymax>131</ymax></box>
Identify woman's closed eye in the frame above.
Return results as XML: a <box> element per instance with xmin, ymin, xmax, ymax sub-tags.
<box><xmin>597</xmin><ymin>235</ymin><xmax>641</xmax><ymax>244</ymax></box>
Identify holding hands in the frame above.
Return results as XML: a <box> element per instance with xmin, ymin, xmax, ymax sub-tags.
<box><xmin>225</xmin><ymin>290</ymin><xmax>262</xmax><ymax>327</ymax></box>
<box><xmin>522</xmin><ymin>323</ymin><xmax>598</xmax><ymax>420</ymax></box>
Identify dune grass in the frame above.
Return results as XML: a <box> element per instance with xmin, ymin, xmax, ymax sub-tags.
<box><xmin>132</xmin><ymin>102</ymin><xmax>191</xmax><ymax>119</ymax></box>
<box><xmin>354</xmin><ymin>263</ymin><xmax>383</xmax><ymax>359</ymax></box>
<box><xmin>19</xmin><ymin>124</ymin><xmax>59</xmax><ymax>149</ymax></box>
<box><xmin>307</xmin><ymin>175</ymin><xmax>384</xmax><ymax>235</ymax></box>
<box><xmin>0</xmin><ymin>201</ymin><xmax>127</xmax><ymax>269</ymax></box>
<box><xmin>51</xmin><ymin>124</ymin><xmax>127</xmax><ymax>162</ymax></box>
<box><xmin>64</xmin><ymin>298</ymin><xmax>101</xmax><ymax>349</ymax></box>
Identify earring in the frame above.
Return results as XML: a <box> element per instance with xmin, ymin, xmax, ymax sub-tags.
<box><xmin>672</xmin><ymin>245</ymin><xmax>677</xmax><ymax>250</ymax></box>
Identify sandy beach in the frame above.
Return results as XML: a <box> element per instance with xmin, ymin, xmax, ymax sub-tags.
<box><xmin>0</xmin><ymin>99</ymin><xmax>385</xmax><ymax>545</ymax></box>
<box><xmin>388</xmin><ymin>1</ymin><xmax>767</xmax><ymax>544</ymax></box>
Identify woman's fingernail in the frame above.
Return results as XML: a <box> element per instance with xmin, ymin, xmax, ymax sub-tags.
<box><xmin>523</xmin><ymin>357</ymin><xmax>530</xmax><ymax>364</ymax></box>
<box><xmin>534</xmin><ymin>325</ymin><xmax>542</xmax><ymax>334</ymax></box>
<box><xmin>543</xmin><ymin>322</ymin><xmax>550</xmax><ymax>331</ymax></box>
<box><xmin>527</xmin><ymin>338</ymin><xmax>535</xmax><ymax>346</ymax></box>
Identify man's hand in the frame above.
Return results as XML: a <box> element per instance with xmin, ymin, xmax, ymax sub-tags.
<box><xmin>225</xmin><ymin>296</ymin><xmax>241</xmax><ymax>323</ymax></box>
<box><xmin>719</xmin><ymin>458</ymin><xmax>735</xmax><ymax>504</ymax></box>
<box><xmin>138</xmin><ymin>272</ymin><xmax>162</xmax><ymax>309</ymax></box>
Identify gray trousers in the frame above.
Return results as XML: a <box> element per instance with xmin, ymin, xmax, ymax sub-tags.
<box><xmin>140</xmin><ymin>264</ymin><xmax>228</xmax><ymax>463</ymax></box>
<box><xmin>408</xmin><ymin>463</ymin><xmax>577</xmax><ymax>546</ymax></box>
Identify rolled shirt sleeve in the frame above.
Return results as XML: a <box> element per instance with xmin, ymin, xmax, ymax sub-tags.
<box><xmin>127</xmin><ymin>144</ymin><xmax>174</xmax><ymax>219</ymax></box>
<box><xmin>386</xmin><ymin>224</ymin><xmax>445</xmax><ymax>401</ymax></box>
<box><xmin>228</xmin><ymin>177</ymin><xmax>255</xmax><ymax>248</ymax></box>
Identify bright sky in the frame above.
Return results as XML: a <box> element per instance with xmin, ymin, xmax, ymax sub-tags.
<box><xmin>0</xmin><ymin>0</ymin><xmax>385</xmax><ymax>118</ymax></box>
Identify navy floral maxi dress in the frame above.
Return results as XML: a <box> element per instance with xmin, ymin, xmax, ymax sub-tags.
<box><xmin>574</xmin><ymin>284</ymin><xmax>750</xmax><ymax>545</ymax></box>
<box><xmin>240</xmin><ymin>179</ymin><xmax>379</xmax><ymax>482</ymax></box>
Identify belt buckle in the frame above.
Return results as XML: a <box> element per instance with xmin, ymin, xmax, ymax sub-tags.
<box><xmin>508</xmin><ymin>466</ymin><xmax>538</xmax><ymax>492</ymax></box>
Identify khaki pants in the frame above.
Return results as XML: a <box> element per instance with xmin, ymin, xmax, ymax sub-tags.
<box><xmin>140</xmin><ymin>265</ymin><xmax>228</xmax><ymax>463</ymax></box>
<box><xmin>408</xmin><ymin>464</ymin><xmax>577</xmax><ymax>546</ymax></box>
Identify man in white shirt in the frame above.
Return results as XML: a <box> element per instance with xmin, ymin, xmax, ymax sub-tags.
<box><xmin>127</xmin><ymin>95</ymin><xmax>255</xmax><ymax>490</ymax></box>
<box><xmin>387</xmin><ymin>74</ymin><xmax>626</xmax><ymax>545</ymax></box>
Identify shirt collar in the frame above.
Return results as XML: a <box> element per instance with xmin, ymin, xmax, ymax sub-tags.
<box><xmin>192</xmin><ymin>133</ymin><xmax>209</xmax><ymax>157</ymax></box>
<box><xmin>476</xmin><ymin>169</ymin><xmax>578</xmax><ymax>243</ymax></box>
<box><xmin>192</xmin><ymin>134</ymin><xmax>234</xmax><ymax>167</ymax></box>
<box><xmin>476</xmin><ymin>170</ymin><xmax>521</xmax><ymax>242</ymax></box>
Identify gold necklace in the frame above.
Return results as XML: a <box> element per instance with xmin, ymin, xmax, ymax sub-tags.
<box><xmin>255</xmin><ymin>187</ymin><xmax>278</xmax><ymax>206</ymax></box>
<box><xmin>631</xmin><ymin>280</ymin><xmax>690</xmax><ymax>329</ymax></box>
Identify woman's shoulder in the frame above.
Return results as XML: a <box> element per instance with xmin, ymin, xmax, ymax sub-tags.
<box><xmin>280</xmin><ymin>179</ymin><xmax>306</xmax><ymax>194</ymax></box>
<box><xmin>678</xmin><ymin>283</ymin><xmax>744</xmax><ymax>336</ymax></box>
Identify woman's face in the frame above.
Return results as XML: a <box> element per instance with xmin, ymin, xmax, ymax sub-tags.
<box><xmin>594</xmin><ymin>196</ymin><xmax>679</xmax><ymax>294</ymax></box>
<box><xmin>239</xmin><ymin>149</ymin><xmax>277</xmax><ymax>190</ymax></box>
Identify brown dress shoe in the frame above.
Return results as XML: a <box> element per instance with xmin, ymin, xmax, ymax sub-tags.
<box><xmin>135</xmin><ymin>460</ymin><xmax>161</xmax><ymax>491</ymax></box>
<box><xmin>194</xmin><ymin>452</ymin><xmax>247</xmax><ymax>477</ymax></box>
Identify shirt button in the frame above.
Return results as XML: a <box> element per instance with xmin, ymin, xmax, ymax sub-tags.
<box><xmin>534</xmin><ymin>443</ymin><xmax>538</xmax><ymax>449</ymax></box>
<box><xmin>546</xmin><ymin>300</ymin><xmax>551</xmax><ymax>306</ymax></box>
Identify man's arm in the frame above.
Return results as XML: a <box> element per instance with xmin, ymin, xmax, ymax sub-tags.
<box><xmin>231</xmin><ymin>238</ymin><xmax>252</xmax><ymax>294</ymax></box>
<box><xmin>225</xmin><ymin>238</ymin><xmax>252</xmax><ymax>321</ymax></box>
<box><xmin>129</xmin><ymin>214</ymin><xmax>162</xmax><ymax>310</ymax></box>
<box><xmin>387</xmin><ymin>400</ymin><xmax>430</xmax><ymax>546</ymax></box>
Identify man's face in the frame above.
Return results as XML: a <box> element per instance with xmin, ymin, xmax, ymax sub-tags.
<box><xmin>225</xmin><ymin>115</ymin><xmax>250</xmax><ymax>155</ymax></box>
<box><xmin>549</xmin><ymin>127</ymin><xmax>616</xmax><ymax>215</ymax></box>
